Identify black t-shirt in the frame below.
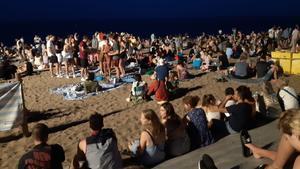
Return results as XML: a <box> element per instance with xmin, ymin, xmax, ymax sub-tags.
<box><xmin>226</xmin><ymin>102</ymin><xmax>252</xmax><ymax>132</ymax></box>
<box><xmin>26</xmin><ymin>62</ymin><xmax>33</xmax><ymax>75</ymax></box>
<box><xmin>18</xmin><ymin>143</ymin><xmax>65</xmax><ymax>169</ymax></box>
<box><xmin>256</xmin><ymin>61</ymin><xmax>270</xmax><ymax>78</ymax></box>
<box><xmin>218</xmin><ymin>54</ymin><xmax>229</xmax><ymax>69</ymax></box>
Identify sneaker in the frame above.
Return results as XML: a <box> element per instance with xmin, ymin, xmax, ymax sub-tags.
<box><xmin>81</xmin><ymin>78</ymin><xmax>86</xmax><ymax>82</ymax></box>
<box><xmin>57</xmin><ymin>74</ymin><xmax>63</xmax><ymax>78</ymax></box>
<box><xmin>240</xmin><ymin>129</ymin><xmax>252</xmax><ymax>157</ymax></box>
<box><xmin>73</xmin><ymin>74</ymin><xmax>76</xmax><ymax>78</ymax></box>
<box><xmin>66</xmin><ymin>75</ymin><xmax>70</xmax><ymax>79</ymax></box>
<box><xmin>198</xmin><ymin>154</ymin><xmax>218</xmax><ymax>169</ymax></box>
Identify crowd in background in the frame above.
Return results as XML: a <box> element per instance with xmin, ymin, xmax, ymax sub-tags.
<box><xmin>1</xmin><ymin>25</ymin><xmax>299</xmax><ymax>169</ymax></box>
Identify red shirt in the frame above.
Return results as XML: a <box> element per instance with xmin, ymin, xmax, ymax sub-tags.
<box><xmin>147</xmin><ymin>80</ymin><xmax>169</xmax><ymax>101</ymax></box>
<box><xmin>79</xmin><ymin>41</ymin><xmax>88</xmax><ymax>59</ymax></box>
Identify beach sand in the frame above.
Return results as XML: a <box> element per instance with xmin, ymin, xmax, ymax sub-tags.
<box><xmin>0</xmin><ymin>69</ymin><xmax>300</xmax><ymax>169</ymax></box>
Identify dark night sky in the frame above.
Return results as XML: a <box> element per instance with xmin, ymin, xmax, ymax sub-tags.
<box><xmin>1</xmin><ymin>0</ymin><xmax>300</xmax><ymax>21</ymax></box>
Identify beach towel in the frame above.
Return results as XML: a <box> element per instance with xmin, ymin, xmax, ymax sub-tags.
<box><xmin>0</xmin><ymin>82</ymin><xmax>24</xmax><ymax>131</ymax></box>
<box><xmin>50</xmin><ymin>82</ymin><xmax>124</xmax><ymax>101</ymax></box>
<box><xmin>226</xmin><ymin>69</ymin><xmax>273</xmax><ymax>84</ymax></box>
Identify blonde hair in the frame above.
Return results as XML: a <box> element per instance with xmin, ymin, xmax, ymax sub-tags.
<box><xmin>279</xmin><ymin>109</ymin><xmax>300</xmax><ymax>136</ymax></box>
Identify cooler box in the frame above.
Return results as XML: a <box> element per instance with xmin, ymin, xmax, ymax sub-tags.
<box><xmin>271</xmin><ymin>51</ymin><xmax>292</xmax><ymax>59</ymax></box>
<box><xmin>280</xmin><ymin>59</ymin><xmax>292</xmax><ymax>74</ymax></box>
<box><xmin>192</xmin><ymin>59</ymin><xmax>202</xmax><ymax>69</ymax></box>
<box><xmin>292</xmin><ymin>53</ymin><xmax>300</xmax><ymax>74</ymax></box>
<box><xmin>271</xmin><ymin>51</ymin><xmax>292</xmax><ymax>74</ymax></box>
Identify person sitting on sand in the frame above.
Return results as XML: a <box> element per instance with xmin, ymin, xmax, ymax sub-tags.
<box><xmin>83</xmin><ymin>72</ymin><xmax>101</xmax><ymax>94</ymax></box>
<box><xmin>72</xmin><ymin>113</ymin><xmax>122</xmax><ymax>169</ymax></box>
<box><xmin>166</xmin><ymin>71</ymin><xmax>179</xmax><ymax>96</ymax></box>
<box><xmin>182</xmin><ymin>96</ymin><xmax>214</xmax><ymax>150</ymax></box>
<box><xmin>18</xmin><ymin>123</ymin><xmax>65</xmax><ymax>169</ymax></box>
<box><xmin>201</xmin><ymin>94</ymin><xmax>221</xmax><ymax>128</ymax></box>
<box><xmin>147</xmin><ymin>78</ymin><xmax>169</xmax><ymax>104</ymax></box>
<box><xmin>218</xmin><ymin>86</ymin><xmax>253</xmax><ymax>134</ymax></box>
<box><xmin>231</xmin><ymin>53</ymin><xmax>250</xmax><ymax>79</ymax></box>
<box><xmin>17</xmin><ymin>59</ymin><xmax>33</xmax><ymax>77</ymax></box>
<box><xmin>201</xmin><ymin>51</ymin><xmax>212</xmax><ymax>72</ymax></box>
<box><xmin>240</xmin><ymin>85</ymin><xmax>257</xmax><ymax>118</ymax></box>
<box><xmin>224</xmin><ymin>87</ymin><xmax>236</xmax><ymax>108</ymax></box>
<box><xmin>218</xmin><ymin>51</ymin><xmax>230</xmax><ymax>70</ymax></box>
<box><xmin>245</xmin><ymin>109</ymin><xmax>300</xmax><ymax>169</ymax></box>
<box><xmin>126</xmin><ymin>74</ymin><xmax>147</xmax><ymax>103</ymax></box>
<box><xmin>154</xmin><ymin>57</ymin><xmax>169</xmax><ymax>81</ymax></box>
<box><xmin>277</xmin><ymin>79</ymin><xmax>299</xmax><ymax>111</ymax></box>
<box><xmin>128</xmin><ymin>109</ymin><xmax>166</xmax><ymax>166</ymax></box>
<box><xmin>259</xmin><ymin>81</ymin><xmax>278</xmax><ymax>110</ymax></box>
<box><xmin>256</xmin><ymin>55</ymin><xmax>279</xmax><ymax>80</ymax></box>
<box><xmin>0</xmin><ymin>55</ymin><xmax>17</xmax><ymax>79</ymax></box>
<box><xmin>176</xmin><ymin>60</ymin><xmax>189</xmax><ymax>80</ymax></box>
<box><xmin>159</xmin><ymin>102</ymin><xmax>190</xmax><ymax>157</ymax></box>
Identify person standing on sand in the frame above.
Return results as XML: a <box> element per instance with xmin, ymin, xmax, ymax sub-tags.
<box><xmin>291</xmin><ymin>25</ymin><xmax>299</xmax><ymax>53</ymax></box>
<box><xmin>108</xmin><ymin>34</ymin><xmax>121</xmax><ymax>80</ymax></box>
<box><xmin>79</xmin><ymin>36</ymin><xmax>89</xmax><ymax>81</ymax></box>
<box><xmin>62</xmin><ymin>38</ymin><xmax>75</xmax><ymax>78</ymax></box>
<box><xmin>16</xmin><ymin>38</ymin><xmax>25</xmax><ymax>60</ymax></box>
<box><xmin>18</xmin><ymin>123</ymin><xmax>65</xmax><ymax>169</ymax></box>
<box><xmin>47</xmin><ymin>35</ymin><xmax>59</xmax><ymax>77</ymax></box>
<box><xmin>97</xmin><ymin>34</ymin><xmax>106</xmax><ymax>75</ymax></box>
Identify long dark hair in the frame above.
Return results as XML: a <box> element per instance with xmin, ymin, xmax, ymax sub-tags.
<box><xmin>161</xmin><ymin>102</ymin><xmax>181</xmax><ymax>128</ymax></box>
<box><xmin>202</xmin><ymin>94</ymin><xmax>216</xmax><ymax>107</ymax></box>
<box><xmin>142</xmin><ymin>109</ymin><xmax>165</xmax><ymax>141</ymax></box>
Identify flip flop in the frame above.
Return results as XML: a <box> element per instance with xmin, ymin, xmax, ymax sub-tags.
<box><xmin>240</xmin><ymin>129</ymin><xmax>253</xmax><ymax>157</ymax></box>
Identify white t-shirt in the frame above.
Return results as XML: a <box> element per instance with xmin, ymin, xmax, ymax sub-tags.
<box><xmin>98</xmin><ymin>40</ymin><xmax>107</xmax><ymax>50</ymax></box>
<box><xmin>225</xmin><ymin>100</ymin><xmax>236</xmax><ymax>108</ymax></box>
<box><xmin>292</xmin><ymin>29</ymin><xmax>299</xmax><ymax>40</ymax></box>
<box><xmin>268</xmin><ymin>28</ymin><xmax>275</xmax><ymax>39</ymax></box>
<box><xmin>46</xmin><ymin>40</ymin><xmax>55</xmax><ymax>56</ymax></box>
<box><xmin>279</xmin><ymin>86</ymin><xmax>299</xmax><ymax>110</ymax></box>
<box><xmin>206</xmin><ymin>112</ymin><xmax>221</xmax><ymax>122</ymax></box>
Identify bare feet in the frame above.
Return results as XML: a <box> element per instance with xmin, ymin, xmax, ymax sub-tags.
<box><xmin>245</xmin><ymin>143</ymin><xmax>262</xmax><ymax>159</ymax></box>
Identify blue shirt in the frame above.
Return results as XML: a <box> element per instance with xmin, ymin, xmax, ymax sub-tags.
<box><xmin>226</xmin><ymin>48</ymin><xmax>233</xmax><ymax>59</ymax></box>
<box><xmin>187</xmin><ymin>108</ymin><xmax>214</xmax><ymax>147</ymax></box>
<box><xmin>155</xmin><ymin>65</ymin><xmax>169</xmax><ymax>81</ymax></box>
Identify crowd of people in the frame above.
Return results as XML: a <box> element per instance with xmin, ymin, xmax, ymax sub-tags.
<box><xmin>4</xmin><ymin>25</ymin><xmax>300</xmax><ymax>169</ymax></box>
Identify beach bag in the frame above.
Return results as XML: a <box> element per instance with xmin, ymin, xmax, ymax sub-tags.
<box><xmin>74</xmin><ymin>84</ymin><xmax>84</xmax><ymax>92</ymax></box>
